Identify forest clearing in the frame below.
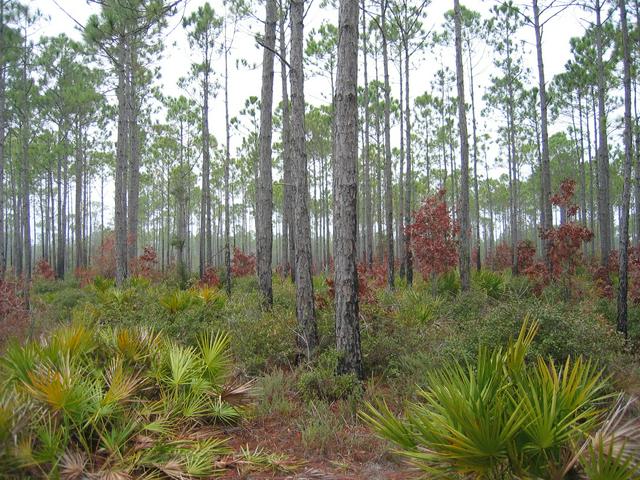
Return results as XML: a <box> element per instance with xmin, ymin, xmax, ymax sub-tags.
<box><xmin>1</xmin><ymin>0</ymin><xmax>640</xmax><ymax>478</ymax></box>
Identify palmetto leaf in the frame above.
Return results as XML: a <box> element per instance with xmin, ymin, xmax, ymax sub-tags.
<box><xmin>197</xmin><ymin>331</ymin><xmax>231</xmax><ymax>387</ymax></box>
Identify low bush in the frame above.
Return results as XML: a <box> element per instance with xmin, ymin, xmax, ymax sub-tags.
<box><xmin>0</xmin><ymin>324</ymin><xmax>248</xmax><ymax>478</ymax></box>
<box><xmin>297</xmin><ymin>350</ymin><xmax>362</xmax><ymax>403</ymax></box>
<box><xmin>362</xmin><ymin>319</ymin><xmax>640</xmax><ymax>479</ymax></box>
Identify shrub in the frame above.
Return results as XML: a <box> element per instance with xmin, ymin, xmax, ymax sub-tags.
<box><xmin>297</xmin><ymin>350</ymin><xmax>362</xmax><ymax>403</ymax></box>
<box><xmin>361</xmin><ymin>319</ymin><xmax>640</xmax><ymax>479</ymax></box>
<box><xmin>231</xmin><ymin>248</ymin><xmax>256</xmax><ymax>277</ymax></box>
<box><xmin>0</xmin><ymin>324</ymin><xmax>248</xmax><ymax>478</ymax></box>
<box><xmin>408</xmin><ymin>189</ymin><xmax>458</xmax><ymax>279</ymax></box>
<box><xmin>0</xmin><ymin>281</ymin><xmax>29</xmax><ymax>348</ymax></box>
<box><xmin>255</xmin><ymin>369</ymin><xmax>295</xmax><ymax>417</ymax></box>
<box><xmin>34</xmin><ymin>258</ymin><xmax>56</xmax><ymax>280</ymax></box>
<box><xmin>473</xmin><ymin>269</ymin><xmax>506</xmax><ymax>299</ymax></box>
<box><xmin>435</xmin><ymin>270</ymin><xmax>460</xmax><ymax>297</ymax></box>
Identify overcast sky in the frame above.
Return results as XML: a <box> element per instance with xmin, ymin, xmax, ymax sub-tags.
<box><xmin>26</xmin><ymin>0</ymin><xmax>588</xmax><ymax>229</ymax></box>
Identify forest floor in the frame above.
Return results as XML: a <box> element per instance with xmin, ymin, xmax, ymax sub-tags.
<box><xmin>219</xmin><ymin>415</ymin><xmax>413</xmax><ymax>479</ymax></box>
<box><xmin>3</xmin><ymin>270</ymin><xmax>640</xmax><ymax>479</ymax></box>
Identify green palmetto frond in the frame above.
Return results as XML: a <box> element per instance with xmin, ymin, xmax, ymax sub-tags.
<box><xmin>43</xmin><ymin>323</ymin><xmax>96</xmax><ymax>362</ymax></box>
<box><xmin>159</xmin><ymin>290</ymin><xmax>194</xmax><ymax>315</ymax></box>
<box><xmin>101</xmin><ymin>358</ymin><xmax>145</xmax><ymax>409</ymax></box>
<box><xmin>361</xmin><ymin>319</ymin><xmax>627</xmax><ymax>480</ymax></box>
<box><xmin>197</xmin><ymin>332</ymin><xmax>230</xmax><ymax>387</ymax></box>
<box><xmin>1</xmin><ymin>340</ymin><xmax>41</xmax><ymax>386</ymax></box>
<box><xmin>163</xmin><ymin>344</ymin><xmax>203</xmax><ymax>391</ymax></box>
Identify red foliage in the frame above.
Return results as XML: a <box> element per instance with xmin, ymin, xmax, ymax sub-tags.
<box><xmin>199</xmin><ymin>266</ymin><xmax>221</xmax><ymax>288</ymax></box>
<box><xmin>74</xmin><ymin>267</ymin><xmax>96</xmax><ymax>288</ymax></box>
<box><xmin>34</xmin><ymin>258</ymin><xmax>56</xmax><ymax>281</ymax></box>
<box><xmin>0</xmin><ymin>280</ymin><xmax>29</xmax><ymax>348</ymax></box>
<box><xmin>231</xmin><ymin>248</ymin><xmax>256</xmax><ymax>277</ymax></box>
<box><xmin>407</xmin><ymin>189</ymin><xmax>458</xmax><ymax>279</ymax></box>
<box><xmin>525</xmin><ymin>180</ymin><xmax>593</xmax><ymax>294</ymax></box>
<box><xmin>325</xmin><ymin>263</ymin><xmax>376</xmax><ymax>305</ymax></box>
<box><xmin>487</xmin><ymin>243</ymin><xmax>513</xmax><ymax>271</ymax></box>
<box><xmin>541</xmin><ymin>180</ymin><xmax>593</xmax><ymax>280</ymax></box>
<box><xmin>517</xmin><ymin>240</ymin><xmax>536</xmax><ymax>272</ymax></box>
<box><xmin>129</xmin><ymin>245</ymin><xmax>159</xmax><ymax>280</ymax></box>
<box><xmin>95</xmin><ymin>233</ymin><xmax>116</xmax><ymax>279</ymax></box>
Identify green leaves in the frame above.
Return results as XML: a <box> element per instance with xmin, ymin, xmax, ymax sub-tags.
<box><xmin>361</xmin><ymin>319</ymin><xmax>634</xmax><ymax>479</ymax></box>
<box><xmin>0</xmin><ymin>324</ymin><xmax>244</xmax><ymax>478</ymax></box>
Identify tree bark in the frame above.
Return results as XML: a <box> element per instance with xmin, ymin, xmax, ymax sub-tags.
<box><xmin>256</xmin><ymin>0</ymin><xmax>277</xmax><ymax>307</ymax></box>
<box><xmin>380</xmin><ymin>0</ymin><xmax>394</xmax><ymax>289</ymax></box>
<box><xmin>115</xmin><ymin>35</ymin><xmax>129</xmax><ymax>286</ymax></box>
<box><xmin>334</xmin><ymin>0</ymin><xmax>362</xmax><ymax>378</ymax></box>
<box><xmin>127</xmin><ymin>45</ymin><xmax>140</xmax><ymax>264</ymax></box>
<box><xmin>75</xmin><ymin>123</ymin><xmax>84</xmax><ymax>270</ymax></box>
<box><xmin>279</xmin><ymin>8</ymin><xmax>295</xmax><ymax>282</ymax></box>
<box><xmin>224</xmin><ymin>19</ymin><xmax>232</xmax><ymax>295</ymax></box>
<box><xmin>361</xmin><ymin>0</ymin><xmax>373</xmax><ymax>269</ymax></box>
<box><xmin>617</xmin><ymin>0</ymin><xmax>632</xmax><ymax>337</ymax></box>
<box><xmin>290</xmin><ymin>0</ymin><xmax>318</xmax><ymax>359</ymax></box>
<box><xmin>595</xmin><ymin>0</ymin><xmax>611</xmax><ymax>266</ymax></box>
<box><xmin>533</xmin><ymin>0</ymin><xmax>552</xmax><ymax>270</ymax></box>
<box><xmin>454</xmin><ymin>0</ymin><xmax>470</xmax><ymax>291</ymax></box>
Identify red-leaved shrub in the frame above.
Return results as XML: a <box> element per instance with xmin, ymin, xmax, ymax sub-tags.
<box><xmin>408</xmin><ymin>189</ymin><xmax>458</xmax><ymax>279</ymax></box>
<box><xmin>34</xmin><ymin>258</ymin><xmax>56</xmax><ymax>281</ymax></box>
<box><xmin>0</xmin><ymin>280</ymin><xmax>29</xmax><ymax>348</ymax></box>
<box><xmin>231</xmin><ymin>248</ymin><xmax>256</xmax><ymax>277</ymax></box>
<box><xmin>487</xmin><ymin>243</ymin><xmax>513</xmax><ymax>271</ymax></box>
<box><xmin>199</xmin><ymin>266</ymin><xmax>221</xmax><ymax>288</ymax></box>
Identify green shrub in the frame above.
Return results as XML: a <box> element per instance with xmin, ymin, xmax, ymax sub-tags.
<box><xmin>473</xmin><ymin>269</ymin><xmax>506</xmax><ymax>299</ymax></box>
<box><xmin>0</xmin><ymin>324</ymin><xmax>247</xmax><ymax>478</ymax></box>
<box><xmin>361</xmin><ymin>319</ymin><xmax>640</xmax><ymax>479</ymax></box>
<box><xmin>436</xmin><ymin>270</ymin><xmax>460</xmax><ymax>296</ymax></box>
<box><xmin>254</xmin><ymin>369</ymin><xmax>295</xmax><ymax>417</ymax></box>
<box><xmin>297</xmin><ymin>350</ymin><xmax>362</xmax><ymax>402</ymax></box>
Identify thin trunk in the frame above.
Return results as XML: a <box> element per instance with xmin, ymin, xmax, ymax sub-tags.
<box><xmin>380</xmin><ymin>0</ymin><xmax>394</xmax><ymax>289</ymax></box>
<box><xmin>334</xmin><ymin>0</ymin><xmax>362</xmax><ymax>377</ymax></box>
<box><xmin>362</xmin><ymin>0</ymin><xmax>373</xmax><ymax>269</ymax></box>
<box><xmin>617</xmin><ymin>0</ymin><xmax>632</xmax><ymax>336</ymax></box>
<box><xmin>454</xmin><ymin>0</ymin><xmax>470</xmax><ymax>291</ymax></box>
<box><xmin>280</xmin><ymin>7</ymin><xmax>295</xmax><ymax>281</ymax></box>
<box><xmin>595</xmin><ymin>0</ymin><xmax>611</xmax><ymax>265</ymax></box>
<box><xmin>256</xmin><ymin>0</ymin><xmax>277</xmax><ymax>307</ymax></box>
<box><xmin>533</xmin><ymin>0</ymin><xmax>552</xmax><ymax>269</ymax></box>
<box><xmin>291</xmin><ymin>0</ymin><xmax>318</xmax><ymax>358</ymax></box>
<box><xmin>115</xmin><ymin>36</ymin><xmax>128</xmax><ymax>286</ymax></box>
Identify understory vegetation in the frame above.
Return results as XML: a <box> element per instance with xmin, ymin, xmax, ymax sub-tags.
<box><xmin>1</xmin><ymin>265</ymin><xmax>639</xmax><ymax>479</ymax></box>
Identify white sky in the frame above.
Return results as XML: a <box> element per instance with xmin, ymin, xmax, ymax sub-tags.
<box><xmin>27</xmin><ymin>0</ymin><xmax>587</xmax><ymax>229</ymax></box>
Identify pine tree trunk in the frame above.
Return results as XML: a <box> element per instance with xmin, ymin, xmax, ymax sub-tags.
<box><xmin>256</xmin><ymin>0</ymin><xmax>277</xmax><ymax>307</ymax></box>
<box><xmin>279</xmin><ymin>9</ymin><xmax>295</xmax><ymax>280</ymax></box>
<box><xmin>75</xmin><ymin>123</ymin><xmax>84</xmax><ymax>270</ymax></box>
<box><xmin>291</xmin><ymin>0</ymin><xmax>318</xmax><ymax>359</ymax></box>
<box><xmin>595</xmin><ymin>0</ymin><xmax>611</xmax><ymax>266</ymax></box>
<box><xmin>361</xmin><ymin>0</ymin><xmax>373</xmax><ymax>269</ymax></box>
<box><xmin>454</xmin><ymin>0</ymin><xmax>470</xmax><ymax>291</ymax></box>
<box><xmin>224</xmin><ymin>21</ymin><xmax>232</xmax><ymax>295</ymax></box>
<box><xmin>533</xmin><ymin>0</ymin><xmax>552</xmax><ymax>270</ymax></box>
<box><xmin>617</xmin><ymin>0</ymin><xmax>632</xmax><ymax>336</ymax></box>
<box><xmin>115</xmin><ymin>36</ymin><xmax>129</xmax><ymax>286</ymax></box>
<box><xmin>127</xmin><ymin>46</ymin><xmax>140</xmax><ymax>264</ymax></box>
<box><xmin>334</xmin><ymin>0</ymin><xmax>362</xmax><ymax>377</ymax></box>
<box><xmin>380</xmin><ymin>0</ymin><xmax>394</xmax><ymax>289</ymax></box>
<box><xmin>0</xmin><ymin>0</ymin><xmax>5</xmax><ymax>279</ymax></box>
<box><xmin>403</xmin><ymin>40</ymin><xmax>413</xmax><ymax>286</ymax></box>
